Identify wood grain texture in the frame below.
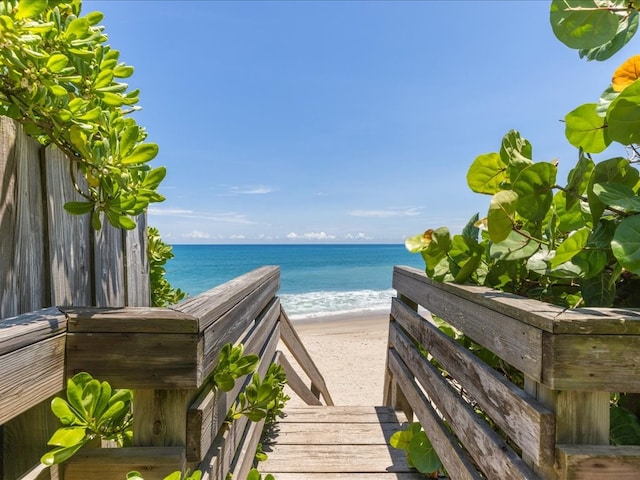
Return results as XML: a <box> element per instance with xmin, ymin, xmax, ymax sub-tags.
<box><xmin>277</xmin><ymin>351</ymin><xmax>322</xmax><ymax>406</ymax></box>
<box><xmin>392</xmin><ymin>298</ymin><xmax>555</xmax><ymax>465</ymax></box>
<box><xmin>259</xmin><ymin>406</ymin><xmax>421</xmax><ymax>476</ymax></box>
<box><xmin>187</xmin><ymin>304</ymin><xmax>280</xmax><ymax>462</ymax></box>
<box><xmin>0</xmin><ymin>116</ymin><xmax>19</xmax><ymax>318</ymax></box>
<box><xmin>63</xmin><ymin>306</ymin><xmax>198</xmax><ymax>333</ymax></box>
<box><xmin>64</xmin><ymin>446</ymin><xmax>185</xmax><ymax>480</ymax></box>
<box><xmin>124</xmin><ymin>213</ymin><xmax>150</xmax><ymax>307</ymax></box>
<box><xmin>389</xmin><ymin>326</ymin><xmax>538</xmax><ymax>479</ymax></box>
<box><xmin>14</xmin><ymin>123</ymin><xmax>46</xmax><ymax>314</ymax></box>
<box><xmin>280</xmin><ymin>308</ymin><xmax>334</xmax><ymax>406</ymax></box>
<box><xmin>393</xmin><ymin>266</ymin><xmax>543</xmax><ymax>380</ymax></box>
<box><xmin>0</xmin><ymin>307</ymin><xmax>66</xmax><ymax>355</ymax></box>
<box><xmin>387</xmin><ymin>351</ymin><xmax>483</xmax><ymax>480</ymax></box>
<box><xmin>394</xmin><ymin>266</ymin><xmax>640</xmax><ymax>335</ymax></box>
<box><xmin>66</xmin><ymin>331</ymin><xmax>201</xmax><ymax>389</ymax></box>
<box><xmin>43</xmin><ymin>146</ymin><xmax>92</xmax><ymax>308</ymax></box>
<box><xmin>94</xmin><ymin>222</ymin><xmax>125</xmax><ymax>307</ymax></box>
<box><xmin>175</xmin><ymin>266</ymin><xmax>280</xmax><ymax>332</ymax></box>
<box><xmin>556</xmin><ymin>445</ymin><xmax>640</xmax><ymax>480</ymax></box>
<box><xmin>543</xmin><ymin>332</ymin><xmax>640</xmax><ymax>391</ymax></box>
<box><xmin>0</xmin><ymin>334</ymin><xmax>65</xmax><ymax>424</ymax></box>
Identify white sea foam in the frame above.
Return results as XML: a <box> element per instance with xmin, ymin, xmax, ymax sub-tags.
<box><xmin>280</xmin><ymin>289</ymin><xmax>396</xmax><ymax>320</ymax></box>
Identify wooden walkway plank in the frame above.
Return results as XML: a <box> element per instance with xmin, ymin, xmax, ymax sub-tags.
<box><xmin>259</xmin><ymin>406</ymin><xmax>425</xmax><ymax>478</ymax></box>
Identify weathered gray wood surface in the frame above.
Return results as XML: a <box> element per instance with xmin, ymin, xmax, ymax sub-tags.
<box><xmin>391</xmin><ymin>297</ymin><xmax>555</xmax><ymax>466</ymax></box>
<box><xmin>259</xmin><ymin>406</ymin><xmax>424</xmax><ymax>478</ymax></box>
<box><xmin>1</xmin><ymin>117</ymin><xmax>150</xmax><ymax>480</ymax></box>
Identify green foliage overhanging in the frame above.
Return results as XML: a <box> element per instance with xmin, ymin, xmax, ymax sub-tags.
<box><xmin>0</xmin><ymin>0</ymin><xmax>165</xmax><ymax>230</ymax></box>
<box><xmin>407</xmin><ymin>0</ymin><xmax>640</xmax><ymax>309</ymax></box>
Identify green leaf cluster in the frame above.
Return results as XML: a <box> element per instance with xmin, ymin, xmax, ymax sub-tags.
<box><xmin>41</xmin><ymin>372</ymin><xmax>133</xmax><ymax>465</ymax></box>
<box><xmin>408</xmin><ymin>127</ymin><xmax>640</xmax><ymax>307</ymax></box>
<box><xmin>228</xmin><ymin>363</ymin><xmax>289</xmax><ymax>423</ymax></box>
<box><xmin>0</xmin><ymin>0</ymin><xmax>165</xmax><ymax>229</ymax></box>
<box><xmin>148</xmin><ymin>226</ymin><xmax>186</xmax><ymax>307</ymax></box>
<box><xmin>390</xmin><ymin>422</ymin><xmax>442</xmax><ymax>476</ymax></box>
<box><xmin>212</xmin><ymin>343</ymin><xmax>260</xmax><ymax>392</ymax></box>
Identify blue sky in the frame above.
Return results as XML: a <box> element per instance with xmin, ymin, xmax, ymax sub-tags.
<box><xmin>88</xmin><ymin>0</ymin><xmax>637</xmax><ymax>244</ymax></box>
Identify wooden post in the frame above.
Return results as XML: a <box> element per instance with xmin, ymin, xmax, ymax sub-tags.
<box><xmin>524</xmin><ymin>377</ymin><xmax>609</xmax><ymax>478</ymax></box>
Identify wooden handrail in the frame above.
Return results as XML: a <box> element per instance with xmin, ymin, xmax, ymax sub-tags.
<box><xmin>386</xmin><ymin>265</ymin><xmax>640</xmax><ymax>480</ymax></box>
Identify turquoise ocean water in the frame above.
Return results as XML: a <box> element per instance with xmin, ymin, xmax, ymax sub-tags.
<box><xmin>166</xmin><ymin>244</ymin><xmax>424</xmax><ymax>320</ymax></box>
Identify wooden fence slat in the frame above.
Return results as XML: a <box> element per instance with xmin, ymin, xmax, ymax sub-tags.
<box><xmin>279</xmin><ymin>309</ymin><xmax>334</xmax><ymax>406</ymax></box>
<box><xmin>389</xmin><ymin>324</ymin><xmax>539</xmax><ymax>480</ymax></box>
<box><xmin>94</xmin><ymin>223</ymin><xmax>125</xmax><ymax>307</ymax></box>
<box><xmin>0</xmin><ymin>115</ymin><xmax>19</xmax><ymax>318</ymax></box>
<box><xmin>43</xmin><ymin>146</ymin><xmax>92</xmax><ymax>308</ymax></box>
<box><xmin>393</xmin><ymin>266</ymin><xmax>543</xmax><ymax>381</ymax></box>
<box><xmin>386</xmin><ymin>351</ymin><xmax>481</xmax><ymax>480</ymax></box>
<box><xmin>64</xmin><ymin>306</ymin><xmax>198</xmax><ymax>334</ymax></box>
<box><xmin>391</xmin><ymin>297</ymin><xmax>555</xmax><ymax>465</ymax></box>
<box><xmin>124</xmin><ymin>213</ymin><xmax>150</xmax><ymax>307</ymax></box>
<box><xmin>14</xmin><ymin>122</ymin><xmax>46</xmax><ymax>314</ymax></box>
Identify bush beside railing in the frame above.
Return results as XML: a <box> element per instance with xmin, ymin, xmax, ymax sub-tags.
<box><xmin>385</xmin><ymin>265</ymin><xmax>640</xmax><ymax>479</ymax></box>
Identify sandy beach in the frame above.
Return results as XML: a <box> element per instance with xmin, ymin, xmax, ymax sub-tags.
<box><xmin>281</xmin><ymin>311</ymin><xmax>391</xmax><ymax>407</ymax></box>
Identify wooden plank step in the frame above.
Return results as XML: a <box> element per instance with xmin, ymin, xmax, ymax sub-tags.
<box><xmin>260</xmin><ymin>406</ymin><xmax>426</xmax><ymax>478</ymax></box>
<box><xmin>279</xmin><ymin>405</ymin><xmax>407</xmax><ymax>423</ymax></box>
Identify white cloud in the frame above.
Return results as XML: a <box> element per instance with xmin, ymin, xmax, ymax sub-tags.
<box><xmin>345</xmin><ymin>232</ymin><xmax>373</xmax><ymax>240</ymax></box>
<box><xmin>217</xmin><ymin>185</ymin><xmax>273</xmax><ymax>196</ymax></box>
<box><xmin>229</xmin><ymin>234</ymin><xmax>246</xmax><ymax>240</ymax></box>
<box><xmin>287</xmin><ymin>231</ymin><xmax>336</xmax><ymax>240</ymax></box>
<box><xmin>148</xmin><ymin>207</ymin><xmax>193</xmax><ymax>216</ymax></box>
<box><xmin>348</xmin><ymin>207</ymin><xmax>422</xmax><ymax>218</ymax></box>
<box><xmin>182</xmin><ymin>230</ymin><xmax>212</xmax><ymax>239</ymax></box>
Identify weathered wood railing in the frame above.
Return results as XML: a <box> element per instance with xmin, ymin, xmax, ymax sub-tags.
<box><xmin>385</xmin><ymin>265</ymin><xmax>640</xmax><ymax>479</ymax></box>
<box><xmin>0</xmin><ymin>267</ymin><xmax>332</xmax><ymax>480</ymax></box>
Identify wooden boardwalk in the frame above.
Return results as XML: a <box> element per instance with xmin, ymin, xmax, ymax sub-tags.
<box><xmin>259</xmin><ymin>405</ymin><xmax>426</xmax><ymax>479</ymax></box>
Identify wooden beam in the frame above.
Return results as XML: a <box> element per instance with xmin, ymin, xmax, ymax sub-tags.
<box><xmin>276</xmin><ymin>351</ymin><xmax>322</xmax><ymax>406</ymax></box>
<box><xmin>556</xmin><ymin>445</ymin><xmax>640</xmax><ymax>480</ymax></box>
<box><xmin>279</xmin><ymin>308</ymin><xmax>334</xmax><ymax>406</ymax></box>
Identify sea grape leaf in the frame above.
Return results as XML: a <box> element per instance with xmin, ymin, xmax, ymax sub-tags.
<box><xmin>565</xmin><ymin>150</ymin><xmax>594</xmax><ymax>209</ymax></box>
<box><xmin>467</xmin><ymin>152</ymin><xmax>507</xmax><ymax>194</ymax></box>
<box><xmin>581</xmin><ymin>271</ymin><xmax>616</xmax><ymax>306</ymax></box>
<box><xmin>607</xmin><ymin>80</ymin><xmax>640</xmax><ymax>145</ymax></box>
<box><xmin>551</xmin><ymin>226</ymin><xmax>590</xmax><ymax>268</ymax></box>
<box><xmin>490</xmin><ymin>230</ymin><xmax>540</xmax><ymax>261</ymax></box>
<box><xmin>512</xmin><ymin>162</ymin><xmax>557</xmax><ymax>222</ymax></box>
<box><xmin>596</xmin><ymin>85</ymin><xmax>619</xmax><ymax>117</ymax></box>
<box><xmin>500</xmin><ymin>130</ymin><xmax>533</xmax><ymax>180</ymax></box>
<box><xmin>580</xmin><ymin>10</ymin><xmax>639</xmax><ymax>61</ymax></box>
<box><xmin>611</xmin><ymin>214</ymin><xmax>640</xmax><ymax>274</ymax></box>
<box><xmin>564</xmin><ymin>103</ymin><xmax>610</xmax><ymax>153</ymax></box>
<box><xmin>612</xmin><ymin>55</ymin><xmax>640</xmax><ymax>92</ymax></box>
<box><xmin>572</xmin><ymin>249</ymin><xmax>607</xmax><ymax>279</ymax></box>
<box><xmin>487</xmin><ymin>190</ymin><xmax>518</xmax><ymax>242</ymax></box>
<box><xmin>462</xmin><ymin>213</ymin><xmax>480</xmax><ymax>243</ymax></box>
<box><xmin>550</xmin><ymin>0</ymin><xmax>619</xmax><ymax>50</ymax></box>
<box><xmin>611</xmin><ymin>406</ymin><xmax>640</xmax><ymax>445</ymax></box>
<box><xmin>421</xmin><ymin>227</ymin><xmax>452</xmax><ymax>272</ymax></box>
<box><xmin>554</xmin><ymin>191</ymin><xmax>587</xmax><ymax>233</ymax></box>
<box><xmin>587</xmin><ymin>157</ymin><xmax>640</xmax><ymax>222</ymax></box>
<box><xmin>593</xmin><ymin>182</ymin><xmax>640</xmax><ymax>212</ymax></box>
<box><xmin>408</xmin><ymin>430</ymin><xmax>442</xmax><ymax>475</ymax></box>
